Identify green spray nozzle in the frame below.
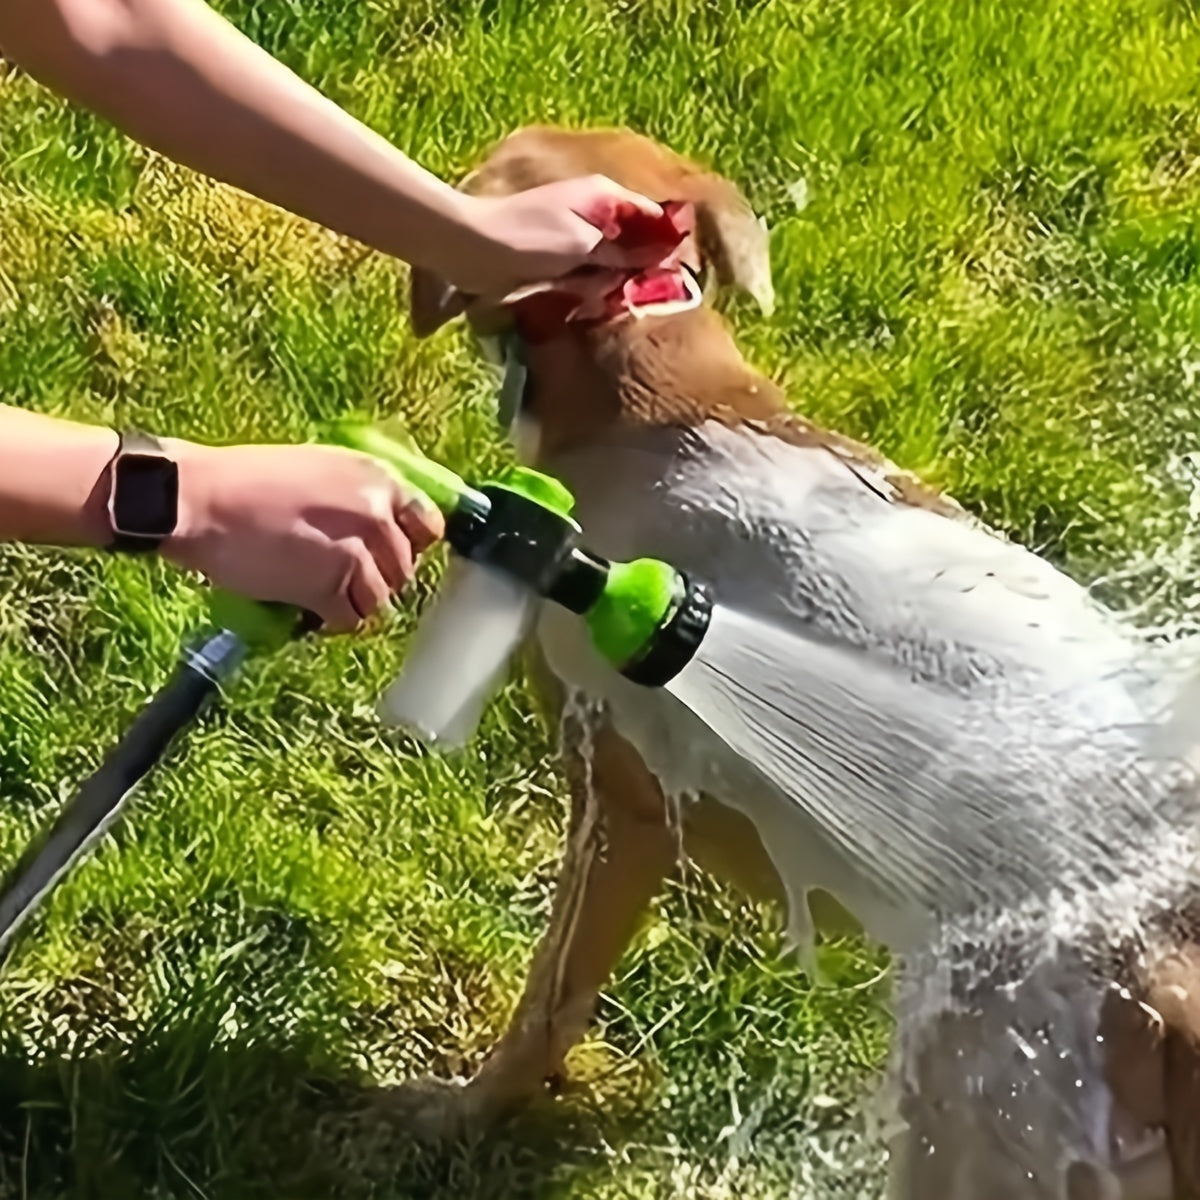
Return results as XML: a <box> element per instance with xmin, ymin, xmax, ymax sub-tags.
<box><xmin>204</xmin><ymin>422</ymin><xmax>711</xmax><ymax>689</ymax></box>
<box><xmin>586</xmin><ymin>559</ymin><xmax>681</xmax><ymax>668</ymax></box>
<box><xmin>326</xmin><ymin>419</ymin><xmax>486</xmax><ymax>516</ymax></box>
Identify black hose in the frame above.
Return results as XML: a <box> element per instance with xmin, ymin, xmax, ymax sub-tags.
<box><xmin>0</xmin><ymin>662</ymin><xmax>218</xmax><ymax>959</ymax></box>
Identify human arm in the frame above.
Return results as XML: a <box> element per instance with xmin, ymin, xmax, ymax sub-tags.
<box><xmin>0</xmin><ymin>0</ymin><xmax>665</xmax><ymax>299</ymax></box>
<box><xmin>0</xmin><ymin>405</ymin><xmax>442</xmax><ymax>632</ymax></box>
<box><xmin>0</xmin><ymin>406</ymin><xmax>121</xmax><ymax>549</ymax></box>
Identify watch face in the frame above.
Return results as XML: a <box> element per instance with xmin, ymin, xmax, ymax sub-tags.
<box><xmin>112</xmin><ymin>453</ymin><xmax>180</xmax><ymax>539</ymax></box>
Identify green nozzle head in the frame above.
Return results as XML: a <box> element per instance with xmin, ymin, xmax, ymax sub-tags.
<box><xmin>586</xmin><ymin>559</ymin><xmax>680</xmax><ymax>668</ymax></box>
<box><xmin>585</xmin><ymin>559</ymin><xmax>713</xmax><ymax>687</ymax></box>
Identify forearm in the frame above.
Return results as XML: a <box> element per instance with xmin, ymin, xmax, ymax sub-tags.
<box><xmin>0</xmin><ymin>406</ymin><xmax>120</xmax><ymax>547</ymax></box>
<box><xmin>0</xmin><ymin>406</ymin><xmax>444</xmax><ymax>630</ymax></box>
<box><xmin>0</xmin><ymin>0</ymin><xmax>477</xmax><ymax>274</ymax></box>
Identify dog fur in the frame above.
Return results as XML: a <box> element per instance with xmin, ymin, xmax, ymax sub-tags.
<box><xmin>406</xmin><ymin>125</ymin><xmax>1200</xmax><ymax>1198</ymax></box>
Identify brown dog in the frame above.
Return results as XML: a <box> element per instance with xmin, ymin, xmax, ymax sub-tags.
<box><xmin>406</xmin><ymin>125</ymin><xmax>1200</xmax><ymax>1198</ymax></box>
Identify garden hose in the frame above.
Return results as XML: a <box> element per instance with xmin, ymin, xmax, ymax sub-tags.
<box><xmin>0</xmin><ymin>422</ymin><xmax>711</xmax><ymax>959</ymax></box>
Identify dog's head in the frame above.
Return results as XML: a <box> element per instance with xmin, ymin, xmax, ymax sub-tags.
<box><xmin>409</xmin><ymin>125</ymin><xmax>775</xmax><ymax>338</ymax></box>
<box><xmin>408</xmin><ymin>126</ymin><xmax>779</xmax><ymax>459</ymax></box>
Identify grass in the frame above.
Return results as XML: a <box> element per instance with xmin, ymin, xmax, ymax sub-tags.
<box><xmin>2</xmin><ymin>0</ymin><xmax>1200</xmax><ymax>1195</ymax></box>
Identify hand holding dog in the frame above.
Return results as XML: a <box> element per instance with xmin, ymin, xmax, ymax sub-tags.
<box><xmin>440</xmin><ymin>176</ymin><xmax>673</xmax><ymax>303</ymax></box>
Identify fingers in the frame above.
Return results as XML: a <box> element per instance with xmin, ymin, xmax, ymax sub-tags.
<box><xmin>180</xmin><ymin>443</ymin><xmax>449</xmax><ymax>639</ymax></box>
<box><xmin>395</xmin><ymin>491</ymin><xmax>444</xmax><ymax>555</ymax></box>
<box><xmin>452</xmin><ymin>177</ymin><xmax>672</xmax><ymax>300</ymax></box>
<box><xmin>348</xmin><ymin>547</ymin><xmax>393</xmax><ymax>626</ymax></box>
<box><xmin>613</xmin><ymin>186</ymin><xmax>666</xmax><ymax>219</ymax></box>
<box><xmin>566</xmin><ymin>175</ymin><xmax>664</xmax><ymax>233</ymax></box>
<box><xmin>319</xmin><ymin>575</ymin><xmax>366</xmax><ymax>635</ymax></box>
<box><xmin>366</xmin><ymin>489</ymin><xmax>443</xmax><ymax>593</ymax></box>
<box><xmin>568</xmin><ymin>176</ymin><xmax>687</xmax><ymax>271</ymax></box>
<box><xmin>367</xmin><ymin>504</ymin><xmax>416</xmax><ymax>594</ymax></box>
<box><xmin>320</xmin><ymin>542</ymin><xmax>392</xmax><ymax>635</ymax></box>
<box><xmin>587</xmin><ymin>234</ymin><xmax>681</xmax><ymax>271</ymax></box>
<box><xmin>319</xmin><ymin>487</ymin><xmax>444</xmax><ymax>636</ymax></box>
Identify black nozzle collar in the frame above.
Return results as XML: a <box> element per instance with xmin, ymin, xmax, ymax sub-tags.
<box><xmin>444</xmin><ymin>486</ymin><xmax>610</xmax><ymax>615</ymax></box>
<box><xmin>621</xmin><ymin>577</ymin><xmax>713</xmax><ymax>688</ymax></box>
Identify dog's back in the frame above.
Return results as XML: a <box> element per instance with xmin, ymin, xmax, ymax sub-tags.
<box><xmin>538</xmin><ymin>412</ymin><xmax>1144</xmax><ymax>909</ymax></box>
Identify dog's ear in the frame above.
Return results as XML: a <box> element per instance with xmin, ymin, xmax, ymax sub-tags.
<box><xmin>408</xmin><ymin>266</ymin><xmax>468</xmax><ymax>339</ymax></box>
<box><xmin>678</xmin><ymin>172</ymin><xmax>775</xmax><ymax>317</ymax></box>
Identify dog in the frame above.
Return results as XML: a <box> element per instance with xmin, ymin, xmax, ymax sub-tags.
<box><xmin>405</xmin><ymin>125</ymin><xmax>1200</xmax><ymax>1199</ymax></box>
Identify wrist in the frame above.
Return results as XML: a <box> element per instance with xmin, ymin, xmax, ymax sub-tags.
<box><xmin>158</xmin><ymin>438</ymin><xmax>218</xmax><ymax>564</ymax></box>
<box><xmin>77</xmin><ymin>429</ymin><xmax>123</xmax><ymax>547</ymax></box>
<box><xmin>420</xmin><ymin>191</ymin><xmax>491</xmax><ymax>290</ymax></box>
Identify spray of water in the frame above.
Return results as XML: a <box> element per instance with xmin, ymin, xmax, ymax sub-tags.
<box><xmin>664</xmin><ymin>603</ymin><xmax>1198</xmax><ymax>924</ymax></box>
<box><xmin>655</xmin><ymin>559</ymin><xmax>1200</xmax><ymax>1195</ymax></box>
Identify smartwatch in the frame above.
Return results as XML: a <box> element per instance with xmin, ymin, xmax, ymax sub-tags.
<box><xmin>106</xmin><ymin>430</ymin><xmax>180</xmax><ymax>554</ymax></box>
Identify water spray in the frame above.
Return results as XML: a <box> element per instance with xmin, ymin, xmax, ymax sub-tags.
<box><xmin>0</xmin><ymin>422</ymin><xmax>712</xmax><ymax>958</ymax></box>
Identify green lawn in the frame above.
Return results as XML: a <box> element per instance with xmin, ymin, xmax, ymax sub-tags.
<box><xmin>2</xmin><ymin>0</ymin><xmax>1200</xmax><ymax>1195</ymax></box>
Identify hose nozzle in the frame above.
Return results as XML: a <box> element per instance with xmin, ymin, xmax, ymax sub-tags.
<box><xmin>328</xmin><ymin>422</ymin><xmax>713</xmax><ymax>748</ymax></box>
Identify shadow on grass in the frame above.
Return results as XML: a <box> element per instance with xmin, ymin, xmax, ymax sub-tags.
<box><xmin>0</xmin><ymin>1035</ymin><xmax>644</xmax><ymax>1200</ymax></box>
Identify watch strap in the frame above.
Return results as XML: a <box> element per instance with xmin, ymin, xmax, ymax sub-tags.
<box><xmin>117</xmin><ymin>429</ymin><xmax>165</xmax><ymax>458</ymax></box>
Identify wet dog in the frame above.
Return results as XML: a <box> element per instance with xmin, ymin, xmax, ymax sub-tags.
<box><xmin>406</xmin><ymin>125</ymin><xmax>1200</xmax><ymax>1199</ymax></box>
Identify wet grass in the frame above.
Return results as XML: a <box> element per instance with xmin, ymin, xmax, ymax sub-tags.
<box><xmin>2</xmin><ymin>0</ymin><xmax>1200</xmax><ymax>1195</ymax></box>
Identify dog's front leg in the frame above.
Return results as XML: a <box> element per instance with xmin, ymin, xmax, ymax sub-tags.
<box><xmin>1149</xmin><ymin>950</ymin><xmax>1200</xmax><ymax>1200</ymax></box>
<box><xmin>452</xmin><ymin>720</ymin><xmax>680</xmax><ymax>1125</ymax></box>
